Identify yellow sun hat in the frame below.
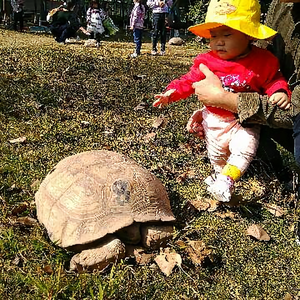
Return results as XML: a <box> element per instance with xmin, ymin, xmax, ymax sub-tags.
<box><xmin>188</xmin><ymin>0</ymin><xmax>277</xmax><ymax>40</ymax></box>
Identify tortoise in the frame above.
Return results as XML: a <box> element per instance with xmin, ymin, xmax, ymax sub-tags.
<box><xmin>168</xmin><ymin>37</ymin><xmax>185</xmax><ymax>46</ymax></box>
<box><xmin>35</xmin><ymin>150</ymin><xmax>175</xmax><ymax>272</ymax></box>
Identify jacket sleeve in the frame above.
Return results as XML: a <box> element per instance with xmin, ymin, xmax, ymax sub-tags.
<box><xmin>237</xmin><ymin>88</ymin><xmax>300</xmax><ymax>129</ymax></box>
<box><xmin>165</xmin><ymin>56</ymin><xmax>205</xmax><ymax>103</ymax></box>
<box><xmin>130</xmin><ymin>7</ymin><xmax>137</xmax><ymax>28</ymax></box>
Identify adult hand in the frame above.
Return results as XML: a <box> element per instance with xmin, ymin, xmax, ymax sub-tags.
<box><xmin>186</xmin><ymin>109</ymin><xmax>204</xmax><ymax>139</ymax></box>
<box><xmin>192</xmin><ymin>64</ymin><xmax>238</xmax><ymax>112</ymax></box>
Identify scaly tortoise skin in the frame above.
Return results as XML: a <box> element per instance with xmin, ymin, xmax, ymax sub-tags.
<box><xmin>35</xmin><ymin>150</ymin><xmax>175</xmax><ymax>272</ymax></box>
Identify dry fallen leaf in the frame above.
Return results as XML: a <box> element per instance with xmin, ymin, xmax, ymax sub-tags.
<box><xmin>15</xmin><ymin>216</ymin><xmax>38</xmax><ymax>227</ymax></box>
<box><xmin>264</xmin><ymin>203</ymin><xmax>285</xmax><ymax>217</ymax></box>
<box><xmin>143</xmin><ymin>132</ymin><xmax>156</xmax><ymax>143</ymax></box>
<box><xmin>154</xmin><ymin>248</ymin><xmax>182</xmax><ymax>276</ymax></box>
<box><xmin>188</xmin><ymin>198</ymin><xmax>210</xmax><ymax>211</ymax></box>
<box><xmin>11</xmin><ymin>202</ymin><xmax>29</xmax><ymax>216</ymax></box>
<box><xmin>43</xmin><ymin>265</ymin><xmax>54</xmax><ymax>275</ymax></box>
<box><xmin>9</xmin><ymin>136</ymin><xmax>27</xmax><ymax>144</ymax></box>
<box><xmin>246</xmin><ymin>224</ymin><xmax>270</xmax><ymax>241</ymax></box>
<box><xmin>186</xmin><ymin>240</ymin><xmax>212</xmax><ymax>265</ymax></box>
<box><xmin>152</xmin><ymin>115</ymin><xmax>166</xmax><ymax>128</ymax></box>
<box><xmin>176</xmin><ymin>172</ymin><xmax>188</xmax><ymax>183</ymax></box>
<box><xmin>175</xmin><ymin>240</ymin><xmax>186</xmax><ymax>248</ymax></box>
<box><xmin>134</xmin><ymin>249</ymin><xmax>155</xmax><ymax>265</ymax></box>
<box><xmin>215</xmin><ymin>211</ymin><xmax>237</xmax><ymax>219</ymax></box>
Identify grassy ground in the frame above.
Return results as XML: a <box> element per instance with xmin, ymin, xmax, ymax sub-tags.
<box><xmin>1</xmin><ymin>29</ymin><xmax>300</xmax><ymax>300</ymax></box>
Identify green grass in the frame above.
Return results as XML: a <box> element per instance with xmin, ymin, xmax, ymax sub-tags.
<box><xmin>1</xmin><ymin>29</ymin><xmax>300</xmax><ymax>300</ymax></box>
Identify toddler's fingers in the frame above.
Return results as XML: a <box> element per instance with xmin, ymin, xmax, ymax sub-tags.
<box><xmin>153</xmin><ymin>99</ymin><xmax>162</xmax><ymax>107</ymax></box>
<box><xmin>154</xmin><ymin>94</ymin><xmax>164</xmax><ymax>99</ymax></box>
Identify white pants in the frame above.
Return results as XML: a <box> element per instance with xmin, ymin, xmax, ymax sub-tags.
<box><xmin>202</xmin><ymin>108</ymin><xmax>260</xmax><ymax>175</ymax></box>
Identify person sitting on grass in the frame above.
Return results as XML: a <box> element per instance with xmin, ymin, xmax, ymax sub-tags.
<box><xmin>152</xmin><ymin>0</ymin><xmax>291</xmax><ymax>202</ymax></box>
<box><xmin>48</xmin><ymin>1</ymin><xmax>89</xmax><ymax>44</ymax></box>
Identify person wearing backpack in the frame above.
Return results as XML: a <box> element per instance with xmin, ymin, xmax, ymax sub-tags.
<box><xmin>146</xmin><ymin>0</ymin><xmax>173</xmax><ymax>55</ymax></box>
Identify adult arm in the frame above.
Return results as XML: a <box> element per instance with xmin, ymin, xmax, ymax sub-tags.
<box><xmin>193</xmin><ymin>64</ymin><xmax>298</xmax><ymax>129</ymax></box>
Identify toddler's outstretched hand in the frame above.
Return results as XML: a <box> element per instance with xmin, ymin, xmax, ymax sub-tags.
<box><xmin>153</xmin><ymin>89</ymin><xmax>176</xmax><ymax>108</ymax></box>
<box><xmin>269</xmin><ymin>92</ymin><xmax>291</xmax><ymax>110</ymax></box>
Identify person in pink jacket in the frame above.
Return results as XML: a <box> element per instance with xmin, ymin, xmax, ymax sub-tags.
<box><xmin>153</xmin><ymin>0</ymin><xmax>291</xmax><ymax>202</ymax></box>
<box><xmin>129</xmin><ymin>0</ymin><xmax>145</xmax><ymax>58</ymax></box>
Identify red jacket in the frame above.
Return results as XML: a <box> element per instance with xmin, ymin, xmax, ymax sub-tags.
<box><xmin>166</xmin><ymin>45</ymin><xmax>291</xmax><ymax>117</ymax></box>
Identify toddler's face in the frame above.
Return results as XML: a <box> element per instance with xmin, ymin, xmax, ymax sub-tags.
<box><xmin>209</xmin><ymin>26</ymin><xmax>252</xmax><ymax>60</ymax></box>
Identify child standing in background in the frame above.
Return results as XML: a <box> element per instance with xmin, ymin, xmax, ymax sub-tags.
<box><xmin>130</xmin><ymin>0</ymin><xmax>145</xmax><ymax>58</ymax></box>
<box><xmin>153</xmin><ymin>0</ymin><xmax>291</xmax><ymax>202</ymax></box>
<box><xmin>86</xmin><ymin>0</ymin><xmax>106</xmax><ymax>47</ymax></box>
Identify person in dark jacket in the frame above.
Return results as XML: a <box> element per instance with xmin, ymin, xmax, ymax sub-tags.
<box><xmin>49</xmin><ymin>1</ymin><xmax>89</xmax><ymax>43</ymax></box>
<box><xmin>11</xmin><ymin>0</ymin><xmax>24</xmax><ymax>31</ymax></box>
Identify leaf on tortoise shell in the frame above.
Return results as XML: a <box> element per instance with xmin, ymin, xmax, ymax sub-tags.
<box><xmin>186</xmin><ymin>240</ymin><xmax>212</xmax><ymax>265</ymax></box>
<box><xmin>264</xmin><ymin>203</ymin><xmax>285</xmax><ymax>217</ymax></box>
<box><xmin>154</xmin><ymin>248</ymin><xmax>182</xmax><ymax>276</ymax></box>
<box><xmin>246</xmin><ymin>224</ymin><xmax>270</xmax><ymax>241</ymax></box>
<box><xmin>152</xmin><ymin>115</ymin><xmax>166</xmax><ymax>128</ymax></box>
<box><xmin>9</xmin><ymin>136</ymin><xmax>26</xmax><ymax>144</ymax></box>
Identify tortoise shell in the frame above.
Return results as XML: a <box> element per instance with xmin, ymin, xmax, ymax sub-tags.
<box><xmin>35</xmin><ymin>150</ymin><xmax>175</xmax><ymax>249</ymax></box>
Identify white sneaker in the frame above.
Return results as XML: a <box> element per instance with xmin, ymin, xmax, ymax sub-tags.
<box><xmin>204</xmin><ymin>175</ymin><xmax>216</xmax><ymax>187</ymax></box>
<box><xmin>207</xmin><ymin>174</ymin><xmax>234</xmax><ymax>202</ymax></box>
<box><xmin>151</xmin><ymin>50</ymin><xmax>157</xmax><ymax>56</ymax></box>
<box><xmin>160</xmin><ymin>51</ymin><xmax>166</xmax><ymax>55</ymax></box>
<box><xmin>131</xmin><ymin>52</ymin><xmax>138</xmax><ymax>58</ymax></box>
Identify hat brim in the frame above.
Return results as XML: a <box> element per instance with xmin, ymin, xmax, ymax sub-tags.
<box><xmin>188</xmin><ymin>21</ymin><xmax>277</xmax><ymax>40</ymax></box>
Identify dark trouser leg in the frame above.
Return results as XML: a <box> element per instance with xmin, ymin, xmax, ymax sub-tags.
<box><xmin>95</xmin><ymin>32</ymin><xmax>101</xmax><ymax>43</ymax></box>
<box><xmin>133</xmin><ymin>28</ymin><xmax>142</xmax><ymax>54</ymax></box>
<box><xmin>152</xmin><ymin>13</ymin><xmax>160</xmax><ymax>51</ymax></box>
<box><xmin>159</xmin><ymin>14</ymin><xmax>167</xmax><ymax>51</ymax></box>
<box><xmin>57</xmin><ymin>25</ymin><xmax>76</xmax><ymax>43</ymax></box>
<box><xmin>13</xmin><ymin>12</ymin><xmax>18</xmax><ymax>30</ymax></box>
<box><xmin>256</xmin><ymin>126</ymin><xmax>294</xmax><ymax>181</ymax></box>
<box><xmin>293</xmin><ymin>114</ymin><xmax>300</xmax><ymax>169</ymax></box>
<box><xmin>19</xmin><ymin>11</ymin><xmax>24</xmax><ymax>31</ymax></box>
